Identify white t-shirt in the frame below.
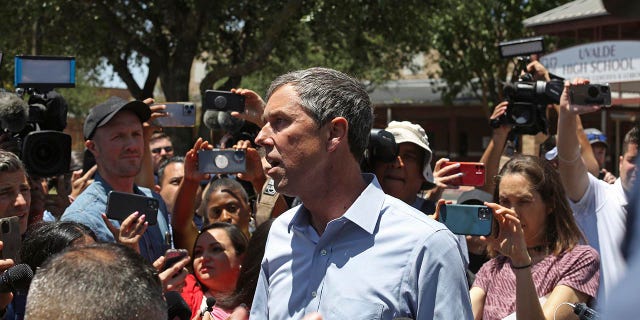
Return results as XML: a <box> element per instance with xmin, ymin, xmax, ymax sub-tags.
<box><xmin>569</xmin><ymin>173</ymin><xmax>627</xmax><ymax>301</ymax></box>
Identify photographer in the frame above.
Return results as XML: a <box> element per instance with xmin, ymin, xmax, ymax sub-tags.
<box><xmin>556</xmin><ymin>78</ymin><xmax>637</xmax><ymax>301</ymax></box>
<box><xmin>61</xmin><ymin>96</ymin><xmax>171</xmax><ymax>263</ymax></box>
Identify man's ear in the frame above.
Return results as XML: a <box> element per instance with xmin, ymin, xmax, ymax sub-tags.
<box><xmin>153</xmin><ymin>184</ymin><xmax>161</xmax><ymax>193</ymax></box>
<box><xmin>327</xmin><ymin>117</ymin><xmax>348</xmax><ymax>152</ymax></box>
<box><xmin>85</xmin><ymin>140</ymin><xmax>96</xmax><ymax>154</ymax></box>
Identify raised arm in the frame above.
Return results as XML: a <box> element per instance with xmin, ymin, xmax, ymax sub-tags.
<box><xmin>479</xmin><ymin>101</ymin><xmax>512</xmax><ymax>195</ymax></box>
<box><xmin>556</xmin><ymin>79</ymin><xmax>602</xmax><ymax>202</ymax></box>
<box><xmin>172</xmin><ymin>138</ymin><xmax>212</xmax><ymax>255</ymax></box>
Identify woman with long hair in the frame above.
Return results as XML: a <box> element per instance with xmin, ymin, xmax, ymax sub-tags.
<box><xmin>468</xmin><ymin>155</ymin><xmax>599</xmax><ymax>320</ymax></box>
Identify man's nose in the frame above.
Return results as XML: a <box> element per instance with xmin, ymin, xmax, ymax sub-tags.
<box><xmin>391</xmin><ymin>155</ymin><xmax>405</xmax><ymax>168</ymax></box>
<box><xmin>255</xmin><ymin>125</ymin><xmax>272</xmax><ymax>147</ymax></box>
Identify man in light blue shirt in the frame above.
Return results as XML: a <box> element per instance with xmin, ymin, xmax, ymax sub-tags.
<box><xmin>61</xmin><ymin>97</ymin><xmax>170</xmax><ymax>263</ymax></box>
<box><xmin>251</xmin><ymin>67</ymin><xmax>472</xmax><ymax>319</ymax></box>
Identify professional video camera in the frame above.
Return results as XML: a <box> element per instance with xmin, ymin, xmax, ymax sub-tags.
<box><xmin>360</xmin><ymin>128</ymin><xmax>397</xmax><ymax>173</ymax></box>
<box><xmin>0</xmin><ymin>54</ymin><xmax>74</xmax><ymax>177</ymax></box>
<box><xmin>491</xmin><ymin>37</ymin><xmax>564</xmax><ymax>135</ymax></box>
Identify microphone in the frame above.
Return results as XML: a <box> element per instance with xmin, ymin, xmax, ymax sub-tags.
<box><xmin>165</xmin><ymin>291</ymin><xmax>191</xmax><ymax>320</ymax></box>
<box><xmin>217</xmin><ymin>111</ymin><xmax>244</xmax><ymax>134</ymax></box>
<box><xmin>0</xmin><ymin>92</ymin><xmax>28</xmax><ymax>133</ymax></box>
<box><xmin>205</xmin><ymin>297</ymin><xmax>216</xmax><ymax>312</ymax></box>
<box><xmin>573</xmin><ymin>303</ymin><xmax>599</xmax><ymax>320</ymax></box>
<box><xmin>203</xmin><ymin>110</ymin><xmax>219</xmax><ymax>130</ymax></box>
<box><xmin>0</xmin><ymin>264</ymin><xmax>34</xmax><ymax>293</ymax></box>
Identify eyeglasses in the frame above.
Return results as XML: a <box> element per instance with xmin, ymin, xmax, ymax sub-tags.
<box><xmin>151</xmin><ymin>146</ymin><xmax>174</xmax><ymax>154</ymax></box>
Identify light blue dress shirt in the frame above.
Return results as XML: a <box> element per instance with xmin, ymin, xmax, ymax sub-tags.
<box><xmin>251</xmin><ymin>174</ymin><xmax>473</xmax><ymax>319</ymax></box>
<box><xmin>61</xmin><ymin>172</ymin><xmax>170</xmax><ymax>263</ymax></box>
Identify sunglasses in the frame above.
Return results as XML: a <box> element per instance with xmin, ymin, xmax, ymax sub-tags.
<box><xmin>586</xmin><ymin>133</ymin><xmax>606</xmax><ymax>143</ymax></box>
<box><xmin>151</xmin><ymin>146</ymin><xmax>174</xmax><ymax>154</ymax></box>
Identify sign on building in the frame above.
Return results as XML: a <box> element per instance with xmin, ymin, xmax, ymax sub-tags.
<box><xmin>540</xmin><ymin>41</ymin><xmax>640</xmax><ymax>83</ymax></box>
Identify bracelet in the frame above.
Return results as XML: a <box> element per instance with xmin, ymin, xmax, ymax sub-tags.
<box><xmin>511</xmin><ymin>262</ymin><xmax>532</xmax><ymax>270</ymax></box>
<box><xmin>557</xmin><ymin>149</ymin><xmax>581</xmax><ymax>163</ymax></box>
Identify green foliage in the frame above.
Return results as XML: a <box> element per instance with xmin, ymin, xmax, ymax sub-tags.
<box><xmin>426</xmin><ymin>0</ymin><xmax>571</xmax><ymax>110</ymax></box>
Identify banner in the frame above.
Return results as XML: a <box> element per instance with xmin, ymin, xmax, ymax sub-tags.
<box><xmin>540</xmin><ymin>41</ymin><xmax>640</xmax><ymax>83</ymax></box>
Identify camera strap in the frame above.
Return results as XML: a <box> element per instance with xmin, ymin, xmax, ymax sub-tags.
<box><xmin>256</xmin><ymin>178</ymin><xmax>280</xmax><ymax>226</ymax></box>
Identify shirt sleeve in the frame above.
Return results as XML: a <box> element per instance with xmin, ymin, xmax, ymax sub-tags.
<box><xmin>472</xmin><ymin>258</ymin><xmax>496</xmax><ymax>292</ymax></box>
<box><xmin>249</xmin><ymin>261</ymin><xmax>270</xmax><ymax>318</ymax></box>
<box><xmin>557</xmin><ymin>246</ymin><xmax>601</xmax><ymax>299</ymax></box>
<box><xmin>408</xmin><ymin>229</ymin><xmax>473</xmax><ymax>320</ymax></box>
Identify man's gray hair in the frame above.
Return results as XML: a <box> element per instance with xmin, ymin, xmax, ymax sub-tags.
<box><xmin>26</xmin><ymin>243</ymin><xmax>166</xmax><ymax>319</ymax></box>
<box><xmin>0</xmin><ymin>150</ymin><xmax>25</xmax><ymax>173</ymax></box>
<box><xmin>266</xmin><ymin>67</ymin><xmax>373</xmax><ymax>162</ymax></box>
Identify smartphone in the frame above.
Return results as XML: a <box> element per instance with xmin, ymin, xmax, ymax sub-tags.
<box><xmin>198</xmin><ymin>149</ymin><xmax>246</xmax><ymax>174</ymax></box>
<box><xmin>203</xmin><ymin>90</ymin><xmax>245</xmax><ymax>113</ymax></box>
<box><xmin>444</xmin><ymin>162</ymin><xmax>486</xmax><ymax>186</ymax></box>
<box><xmin>438</xmin><ymin>204</ymin><xmax>493</xmax><ymax>236</ymax></box>
<box><xmin>162</xmin><ymin>248</ymin><xmax>188</xmax><ymax>271</ymax></box>
<box><xmin>570</xmin><ymin>84</ymin><xmax>611</xmax><ymax>106</ymax></box>
<box><xmin>105</xmin><ymin>191</ymin><xmax>159</xmax><ymax>225</ymax></box>
<box><xmin>82</xmin><ymin>149</ymin><xmax>96</xmax><ymax>178</ymax></box>
<box><xmin>152</xmin><ymin>103</ymin><xmax>196</xmax><ymax>127</ymax></box>
<box><xmin>0</xmin><ymin>217</ymin><xmax>21</xmax><ymax>263</ymax></box>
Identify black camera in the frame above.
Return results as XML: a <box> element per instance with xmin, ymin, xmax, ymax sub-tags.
<box><xmin>361</xmin><ymin>129</ymin><xmax>397</xmax><ymax>173</ymax></box>
<box><xmin>0</xmin><ymin>55</ymin><xmax>74</xmax><ymax>177</ymax></box>
<box><xmin>492</xmin><ymin>38</ymin><xmax>564</xmax><ymax>135</ymax></box>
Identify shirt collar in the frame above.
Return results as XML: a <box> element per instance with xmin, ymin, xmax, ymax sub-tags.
<box><xmin>94</xmin><ymin>172</ymin><xmax>143</xmax><ymax>195</ymax></box>
<box><xmin>288</xmin><ymin>173</ymin><xmax>386</xmax><ymax>235</ymax></box>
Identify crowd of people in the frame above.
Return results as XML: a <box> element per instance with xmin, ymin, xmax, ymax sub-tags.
<box><xmin>0</xmin><ymin>63</ymin><xmax>637</xmax><ymax>320</ymax></box>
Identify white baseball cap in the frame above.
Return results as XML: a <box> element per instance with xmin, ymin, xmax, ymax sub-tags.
<box><xmin>385</xmin><ymin>121</ymin><xmax>434</xmax><ymax>185</ymax></box>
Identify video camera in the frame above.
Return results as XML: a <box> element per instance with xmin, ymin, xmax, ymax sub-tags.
<box><xmin>491</xmin><ymin>37</ymin><xmax>563</xmax><ymax>135</ymax></box>
<box><xmin>361</xmin><ymin>128</ymin><xmax>397</xmax><ymax>173</ymax></box>
<box><xmin>0</xmin><ymin>54</ymin><xmax>74</xmax><ymax>177</ymax></box>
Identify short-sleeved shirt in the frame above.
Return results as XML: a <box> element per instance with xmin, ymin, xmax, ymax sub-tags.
<box><xmin>251</xmin><ymin>174</ymin><xmax>473</xmax><ymax>320</ymax></box>
<box><xmin>570</xmin><ymin>174</ymin><xmax>627</xmax><ymax>300</ymax></box>
<box><xmin>473</xmin><ymin>245</ymin><xmax>600</xmax><ymax>320</ymax></box>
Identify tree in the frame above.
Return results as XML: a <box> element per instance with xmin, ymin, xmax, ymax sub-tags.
<box><xmin>426</xmin><ymin>0</ymin><xmax>571</xmax><ymax>111</ymax></box>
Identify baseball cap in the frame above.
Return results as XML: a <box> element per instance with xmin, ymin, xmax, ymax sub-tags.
<box><xmin>584</xmin><ymin>128</ymin><xmax>608</xmax><ymax>148</ymax></box>
<box><xmin>385</xmin><ymin>121</ymin><xmax>434</xmax><ymax>185</ymax></box>
<box><xmin>83</xmin><ymin>96</ymin><xmax>151</xmax><ymax>140</ymax></box>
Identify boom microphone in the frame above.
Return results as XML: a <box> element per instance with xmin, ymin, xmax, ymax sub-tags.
<box><xmin>0</xmin><ymin>264</ymin><xmax>34</xmax><ymax>293</ymax></box>
<box><xmin>203</xmin><ymin>110</ymin><xmax>219</xmax><ymax>130</ymax></box>
<box><xmin>165</xmin><ymin>291</ymin><xmax>191</xmax><ymax>320</ymax></box>
<box><xmin>0</xmin><ymin>92</ymin><xmax>28</xmax><ymax>133</ymax></box>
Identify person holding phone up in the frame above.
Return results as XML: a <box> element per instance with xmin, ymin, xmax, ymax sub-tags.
<box><xmin>466</xmin><ymin>155</ymin><xmax>599</xmax><ymax>320</ymax></box>
<box><xmin>61</xmin><ymin>96</ymin><xmax>171</xmax><ymax>263</ymax></box>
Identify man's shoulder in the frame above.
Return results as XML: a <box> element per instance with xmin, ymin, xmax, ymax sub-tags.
<box><xmin>382</xmin><ymin>195</ymin><xmax>448</xmax><ymax>233</ymax></box>
<box><xmin>62</xmin><ymin>183</ymin><xmax>107</xmax><ymax>219</ymax></box>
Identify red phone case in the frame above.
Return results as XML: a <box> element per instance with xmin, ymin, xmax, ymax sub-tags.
<box><xmin>444</xmin><ymin>162</ymin><xmax>486</xmax><ymax>186</ymax></box>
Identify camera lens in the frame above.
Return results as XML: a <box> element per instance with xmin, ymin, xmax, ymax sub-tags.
<box><xmin>214</xmin><ymin>96</ymin><xmax>227</xmax><ymax>109</ymax></box>
<box><xmin>214</xmin><ymin>154</ymin><xmax>230</xmax><ymax>169</ymax></box>
<box><xmin>588</xmin><ymin>86</ymin><xmax>599</xmax><ymax>98</ymax></box>
<box><xmin>233</xmin><ymin>150</ymin><xmax>245</xmax><ymax>162</ymax></box>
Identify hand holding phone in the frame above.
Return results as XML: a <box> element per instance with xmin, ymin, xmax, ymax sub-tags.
<box><xmin>443</xmin><ymin>162</ymin><xmax>486</xmax><ymax>187</ymax></box>
<box><xmin>198</xmin><ymin>149</ymin><xmax>246</xmax><ymax>174</ymax></box>
<box><xmin>0</xmin><ymin>217</ymin><xmax>21</xmax><ymax>263</ymax></box>
<box><xmin>152</xmin><ymin>103</ymin><xmax>196</xmax><ymax>127</ymax></box>
<box><xmin>203</xmin><ymin>90</ymin><xmax>246</xmax><ymax>113</ymax></box>
<box><xmin>569</xmin><ymin>84</ymin><xmax>611</xmax><ymax>106</ymax></box>
<box><xmin>162</xmin><ymin>248</ymin><xmax>189</xmax><ymax>271</ymax></box>
<box><xmin>105</xmin><ymin>191</ymin><xmax>159</xmax><ymax>225</ymax></box>
<box><xmin>438</xmin><ymin>204</ymin><xmax>493</xmax><ymax>236</ymax></box>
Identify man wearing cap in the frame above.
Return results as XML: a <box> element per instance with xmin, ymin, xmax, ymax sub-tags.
<box><xmin>373</xmin><ymin>120</ymin><xmax>470</xmax><ymax>264</ymax></box>
<box><xmin>61</xmin><ymin>96</ymin><xmax>170</xmax><ymax>262</ymax></box>
<box><xmin>585</xmin><ymin>128</ymin><xmax>616</xmax><ymax>183</ymax></box>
